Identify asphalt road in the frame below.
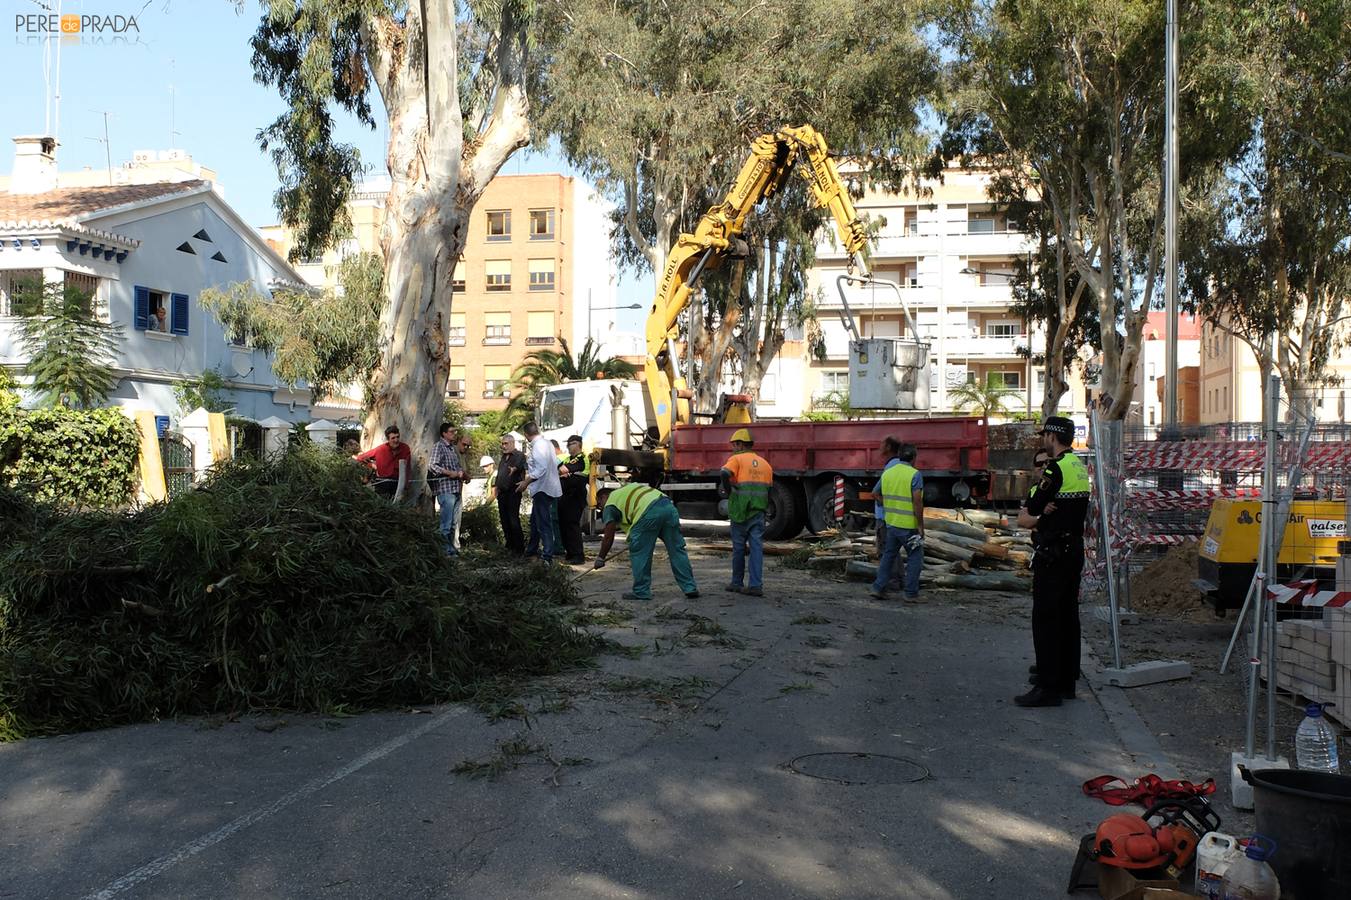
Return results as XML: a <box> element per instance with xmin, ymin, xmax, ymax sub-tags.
<box><xmin>0</xmin><ymin>536</ymin><xmax>1180</xmax><ymax>899</ymax></box>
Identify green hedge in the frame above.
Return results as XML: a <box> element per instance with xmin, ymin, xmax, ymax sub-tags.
<box><xmin>0</xmin><ymin>407</ymin><xmax>141</xmax><ymax>508</ymax></box>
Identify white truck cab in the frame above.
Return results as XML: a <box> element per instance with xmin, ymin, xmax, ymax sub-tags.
<box><xmin>536</xmin><ymin>379</ymin><xmax>654</xmax><ymax>452</ymax></box>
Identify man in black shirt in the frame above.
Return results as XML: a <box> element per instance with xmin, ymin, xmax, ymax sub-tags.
<box><xmin>495</xmin><ymin>434</ymin><xmax>527</xmax><ymax>556</ymax></box>
<box><xmin>1016</xmin><ymin>416</ymin><xmax>1091</xmax><ymax>708</ymax></box>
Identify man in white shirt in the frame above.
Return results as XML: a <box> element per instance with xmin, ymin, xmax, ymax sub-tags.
<box><xmin>518</xmin><ymin>420</ymin><xmax>563</xmax><ymax>563</ymax></box>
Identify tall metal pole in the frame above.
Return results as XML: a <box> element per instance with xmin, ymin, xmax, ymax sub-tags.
<box><xmin>1163</xmin><ymin>0</ymin><xmax>1180</xmax><ymax>426</ymax></box>
<box><xmin>1245</xmin><ymin>373</ymin><xmax>1280</xmax><ymax>758</ymax></box>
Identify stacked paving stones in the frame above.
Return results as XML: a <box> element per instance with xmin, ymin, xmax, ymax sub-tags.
<box><xmin>1263</xmin><ymin>610</ymin><xmax>1351</xmax><ymax>729</ymax></box>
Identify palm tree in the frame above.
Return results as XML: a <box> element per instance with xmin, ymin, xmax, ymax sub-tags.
<box><xmin>511</xmin><ymin>336</ymin><xmax>637</xmax><ymax>386</ymax></box>
<box><xmin>949</xmin><ymin>373</ymin><xmax>1019</xmax><ymax>419</ymax></box>
<box><xmin>505</xmin><ymin>336</ymin><xmax>638</xmax><ymax>421</ymax></box>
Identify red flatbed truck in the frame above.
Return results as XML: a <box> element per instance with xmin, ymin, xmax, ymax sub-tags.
<box><xmin>657</xmin><ymin>417</ymin><xmax>992</xmax><ymax>539</ymax></box>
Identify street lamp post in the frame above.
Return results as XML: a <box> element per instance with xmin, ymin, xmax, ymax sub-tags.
<box><xmin>587</xmin><ymin>299</ymin><xmax>643</xmax><ymax>347</ymax></box>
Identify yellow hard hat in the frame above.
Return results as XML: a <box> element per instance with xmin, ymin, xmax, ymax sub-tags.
<box><xmin>730</xmin><ymin>428</ymin><xmax>753</xmax><ymax>444</ymax></box>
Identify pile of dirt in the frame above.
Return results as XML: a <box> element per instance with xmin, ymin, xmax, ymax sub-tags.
<box><xmin>1128</xmin><ymin>540</ymin><xmax>1213</xmax><ymax>620</ymax></box>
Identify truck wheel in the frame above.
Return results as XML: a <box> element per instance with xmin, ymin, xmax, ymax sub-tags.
<box><xmin>764</xmin><ymin>479</ymin><xmax>803</xmax><ymax>541</ymax></box>
<box><xmin>808</xmin><ymin>480</ymin><xmax>860</xmax><ymax>534</ymax></box>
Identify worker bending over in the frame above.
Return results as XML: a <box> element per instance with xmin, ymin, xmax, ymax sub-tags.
<box><xmin>594</xmin><ymin>483</ymin><xmax>700</xmax><ymax>601</ymax></box>
<box><xmin>720</xmin><ymin>428</ymin><xmax>773</xmax><ymax>596</ymax></box>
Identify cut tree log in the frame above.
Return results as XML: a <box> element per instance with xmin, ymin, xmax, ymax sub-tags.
<box><xmin>923</xmin><ymin>530</ymin><xmax>1010</xmax><ymax>559</ymax></box>
<box><xmin>961</xmin><ymin>509</ymin><xmax>1011</xmax><ymax>528</ymax></box>
<box><xmin>922</xmin><ymin>515</ymin><xmax>989</xmax><ymax>542</ymax></box>
<box><xmin>702</xmin><ymin>542</ymin><xmax>801</xmax><ymax>556</ymax></box>
<box><xmin>925</xmin><ymin>572</ymin><xmax>1030</xmax><ymax>592</ymax></box>
<box><xmin>921</xmin><ymin>535</ymin><xmax>976</xmax><ymax>564</ymax></box>
<box><xmin>846</xmin><ymin>561</ymin><xmax>1030</xmax><ymax>592</ymax></box>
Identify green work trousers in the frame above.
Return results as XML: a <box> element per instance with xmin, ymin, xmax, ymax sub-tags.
<box><xmin>627</xmin><ymin>499</ymin><xmax>698</xmax><ymax>600</ymax></box>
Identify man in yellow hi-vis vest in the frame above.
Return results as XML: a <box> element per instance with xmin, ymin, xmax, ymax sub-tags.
<box><xmin>1015</xmin><ymin>416</ymin><xmax>1091</xmax><ymax>708</ymax></box>
<box><xmin>869</xmin><ymin>442</ymin><xmax>925</xmax><ymax>601</ymax></box>
<box><xmin>594</xmin><ymin>483</ymin><xmax>700</xmax><ymax>601</ymax></box>
<box><xmin>720</xmin><ymin>428</ymin><xmax>773</xmax><ymax>596</ymax></box>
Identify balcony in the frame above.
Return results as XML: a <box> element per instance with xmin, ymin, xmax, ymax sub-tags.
<box><xmin>946</xmin><ymin>228</ymin><xmax>1033</xmax><ymax>258</ymax></box>
<box><xmin>818</xmin><ymin>281</ymin><xmax>935</xmax><ymax>311</ymax></box>
<box><xmin>525</xmin><ymin>336</ymin><xmax>554</xmax><ymax>346</ymax></box>
<box><xmin>482</xmin><ymin>336</ymin><xmax>512</xmax><ymax>346</ymax></box>
<box><xmin>941</xmin><ymin>334</ymin><xmax>1030</xmax><ymax>359</ymax></box>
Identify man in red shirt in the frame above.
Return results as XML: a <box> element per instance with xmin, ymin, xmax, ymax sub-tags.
<box><xmin>356</xmin><ymin>425</ymin><xmax>411</xmax><ymax>499</ymax></box>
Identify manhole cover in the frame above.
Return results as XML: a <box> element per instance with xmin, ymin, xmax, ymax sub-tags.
<box><xmin>787</xmin><ymin>752</ymin><xmax>931</xmax><ymax>785</ymax></box>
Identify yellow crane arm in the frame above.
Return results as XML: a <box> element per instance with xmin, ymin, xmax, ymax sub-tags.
<box><xmin>643</xmin><ymin>125</ymin><xmax>870</xmax><ymax>449</ymax></box>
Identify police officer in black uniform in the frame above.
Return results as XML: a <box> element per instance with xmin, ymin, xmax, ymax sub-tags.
<box><xmin>558</xmin><ymin>434</ymin><xmax>590</xmax><ymax>565</ymax></box>
<box><xmin>1016</xmin><ymin>416</ymin><xmax>1092</xmax><ymax>708</ymax></box>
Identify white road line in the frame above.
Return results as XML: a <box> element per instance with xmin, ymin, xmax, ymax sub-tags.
<box><xmin>84</xmin><ymin>707</ymin><xmax>465</xmax><ymax>900</ymax></box>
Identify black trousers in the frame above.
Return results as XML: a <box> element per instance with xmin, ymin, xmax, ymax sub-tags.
<box><xmin>1031</xmin><ymin>546</ymin><xmax>1084</xmax><ymax>691</ymax></box>
<box><xmin>497</xmin><ymin>492</ymin><xmax>525</xmax><ymax>555</ymax></box>
<box><xmin>558</xmin><ymin>490</ymin><xmax>586</xmax><ymax>562</ymax></box>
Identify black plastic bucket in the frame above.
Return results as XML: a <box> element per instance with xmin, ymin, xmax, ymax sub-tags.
<box><xmin>1245</xmin><ymin>768</ymin><xmax>1351</xmax><ymax>898</ymax></box>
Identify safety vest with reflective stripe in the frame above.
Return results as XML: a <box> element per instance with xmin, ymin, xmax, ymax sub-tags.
<box><xmin>1054</xmin><ymin>453</ymin><xmax>1091</xmax><ymax>499</ymax></box>
<box><xmin>723</xmin><ymin>451</ymin><xmax>773</xmax><ymax>522</ymax></box>
<box><xmin>606</xmin><ymin>483</ymin><xmax>662</xmax><ymax>531</ymax></box>
<box><xmin>880</xmin><ymin>462</ymin><xmax>920</xmax><ymax>529</ymax></box>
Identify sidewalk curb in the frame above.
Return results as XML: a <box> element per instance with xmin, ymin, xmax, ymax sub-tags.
<box><xmin>1082</xmin><ymin>646</ymin><xmax>1184</xmax><ymax>780</ymax></box>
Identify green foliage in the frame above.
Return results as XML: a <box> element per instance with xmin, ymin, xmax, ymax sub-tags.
<box><xmin>0</xmin><ymin>446</ymin><xmax>598</xmax><ymax>740</ymax></box>
<box><xmin>460</xmin><ymin>500</ymin><xmax>503</xmax><ymax>546</ymax></box>
<box><xmin>1182</xmin><ymin>0</ymin><xmax>1351</xmax><ymax>413</ymax></box>
<box><xmin>16</xmin><ymin>278</ymin><xmax>123</xmax><ymax>409</ymax></box>
<box><xmin>173</xmin><ymin>368</ymin><xmax>232</xmax><ymax>416</ymax></box>
<box><xmin>536</xmin><ymin>0</ymin><xmax>938</xmax><ymax>406</ymax></box>
<box><xmin>949</xmin><ymin>374</ymin><xmax>1019</xmax><ymax>419</ymax></box>
<box><xmin>0</xmin><ymin>406</ymin><xmax>141</xmax><ymax>507</ymax></box>
<box><xmin>0</xmin><ymin>369</ymin><xmax>18</xmax><ymax>411</ymax></box>
<box><xmin>940</xmin><ymin>0</ymin><xmax>1250</xmax><ymax>418</ymax></box>
<box><xmin>809</xmin><ymin>390</ymin><xmax>855</xmax><ymax>419</ymax></box>
<box><xmin>201</xmin><ymin>253</ymin><xmax>384</xmax><ymax>404</ymax></box>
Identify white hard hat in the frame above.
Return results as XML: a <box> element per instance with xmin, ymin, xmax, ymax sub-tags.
<box><xmin>479</xmin><ymin>455</ymin><xmax>495</xmax><ymax>468</ymax></box>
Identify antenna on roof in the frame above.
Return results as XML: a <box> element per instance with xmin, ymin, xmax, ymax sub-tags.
<box><xmin>52</xmin><ymin>0</ymin><xmax>66</xmax><ymax>147</ymax></box>
<box><xmin>87</xmin><ymin>110</ymin><xmax>114</xmax><ymax>185</ymax></box>
<box><xmin>169</xmin><ymin>57</ymin><xmax>180</xmax><ymax>149</ymax></box>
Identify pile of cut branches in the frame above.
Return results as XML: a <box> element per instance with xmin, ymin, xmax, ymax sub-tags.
<box><xmin>0</xmin><ymin>447</ymin><xmax>597</xmax><ymax>740</ymax></box>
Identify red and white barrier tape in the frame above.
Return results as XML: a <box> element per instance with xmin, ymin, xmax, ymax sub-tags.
<box><xmin>1267</xmin><ymin>579</ymin><xmax>1351</xmax><ymax>608</ymax></box>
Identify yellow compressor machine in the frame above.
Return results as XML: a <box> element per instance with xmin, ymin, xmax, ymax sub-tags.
<box><xmin>1197</xmin><ymin>499</ymin><xmax>1346</xmax><ymax>611</ymax></box>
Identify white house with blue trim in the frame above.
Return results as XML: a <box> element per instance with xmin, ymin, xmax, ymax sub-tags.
<box><xmin>0</xmin><ymin>135</ymin><xmax>314</xmax><ymax>425</ymax></box>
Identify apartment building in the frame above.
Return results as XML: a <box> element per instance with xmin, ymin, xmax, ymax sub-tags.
<box><xmin>1199</xmin><ymin>315</ymin><xmax>1351</xmax><ymax>424</ymax></box>
<box><xmin>789</xmin><ymin>167</ymin><xmax>1087</xmax><ymax>420</ymax></box>
<box><xmin>260</xmin><ymin>173</ymin><xmax>616</xmax><ymax>414</ymax></box>
<box><xmin>1132</xmin><ymin>311</ymin><xmax>1202</xmax><ymax>430</ymax></box>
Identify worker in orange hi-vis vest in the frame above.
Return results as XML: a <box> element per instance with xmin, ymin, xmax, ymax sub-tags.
<box><xmin>720</xmin><ymin>428</ymin><xmax>774</xmax><ymax>597</ymax></box>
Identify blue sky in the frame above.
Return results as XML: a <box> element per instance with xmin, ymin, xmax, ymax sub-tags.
<box><xmin>4</xmin><ymin>0</ymin><xmax>649</xmax><ymax>332</ymax></box>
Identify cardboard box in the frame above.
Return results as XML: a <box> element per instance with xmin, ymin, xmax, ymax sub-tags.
<box><xmin>1098</xmin><ymin>866</ymin><xmax>1185</xmax><ymax>900</ymax></box>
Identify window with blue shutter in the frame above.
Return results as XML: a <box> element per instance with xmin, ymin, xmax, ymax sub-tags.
<box><xmin>170</xmin><ymin>293</ymin><xmax>189</xmax><ymax>335</ymax></box>
<box><xmin>133</xmin><ymin>286</ymin><xmax>150</xmax><ymax>330</ymax></box>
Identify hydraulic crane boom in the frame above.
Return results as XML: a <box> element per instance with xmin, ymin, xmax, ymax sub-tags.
<box><xmin>643</xmin><ymin>125</ymin><xmax>870</xmax><ymax>450</ymax></box>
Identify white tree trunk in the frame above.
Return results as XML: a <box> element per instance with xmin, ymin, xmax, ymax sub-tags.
<box><xmin>359</xmin><ymin>3</ymin><xmax>530</xmax><ymax>504</ymax></box>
